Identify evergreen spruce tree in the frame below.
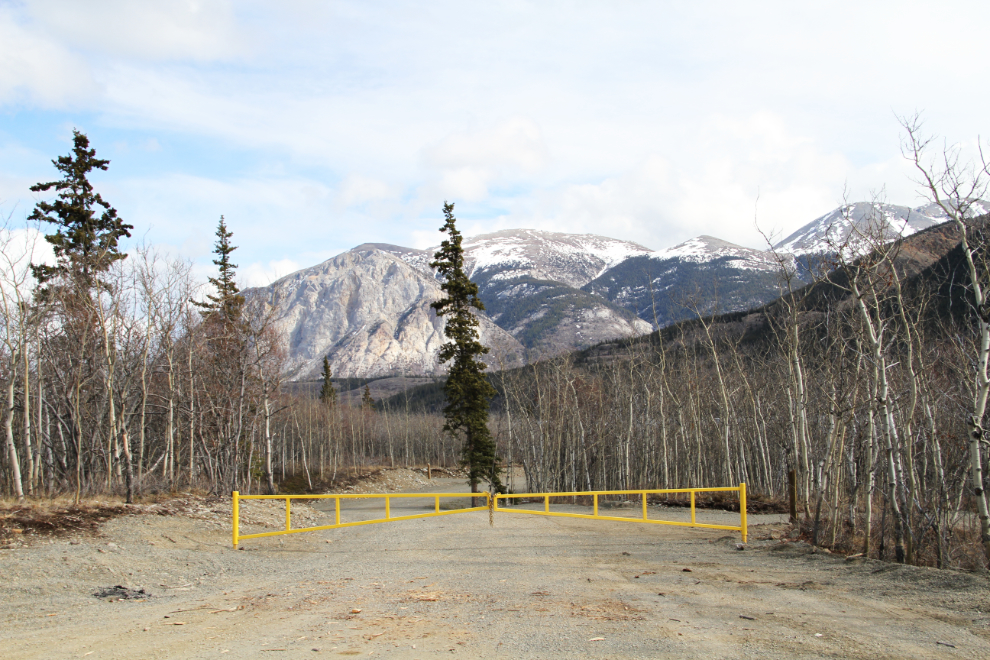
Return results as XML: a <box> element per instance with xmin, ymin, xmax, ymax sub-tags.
<box><xmin>194</xmin><ymin>216</ymin><xmax>244</xmax><ymax>324</ymax></box>
<box><xmin>361</xmin><ymin>385</ymin><xmax>374</xmax><ymax>410</ymax></box>
<box><xmin>29</xmin><ymin>129</ymin><xmax>133</xmax><ymax>292</ymax></box>
<box><xmin>430</xmin><ymin>202</ymin><xmax>501</xmax><ymax>493</ymax></box>
<box><xmin>319</xmin><ymin>357</ymin><xmax>337</xmax><ymax>406</ymax></box>
<box><xmin>194</xmin><ymin>216</ymin><xmax>249</xmax><ymax>490</ymax></box>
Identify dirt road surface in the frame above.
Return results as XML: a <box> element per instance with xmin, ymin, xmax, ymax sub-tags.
<box><xmin>2</xmin><ymin>477</ymin><xmax>988</xmax><ymax>659</ymax></box>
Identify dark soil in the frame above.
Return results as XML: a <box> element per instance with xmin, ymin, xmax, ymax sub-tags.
<box><xmin>93</xmin><ymin>585</ymin><xmax>152</xmax><ymax>601</ymax></box>
<box><xmin>0</xmin><ymin>502</ymin><xmax>131</xmax><ymax>541</ymax></box>
<box><xmin>653</xmin><ymin>491</ymin><xmax>788</xmax><ymax>514</ymax></box>
<box><xmin>0</xmin><ymin>495</ymin><xmax>225</xmax><ymax>547</ymax></box>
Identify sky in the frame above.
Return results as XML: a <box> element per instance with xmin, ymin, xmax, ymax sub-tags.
<box><xmin>1</xmin><ymin>1</ymin><xmax>989</xmax><ymax>287</ymax></box>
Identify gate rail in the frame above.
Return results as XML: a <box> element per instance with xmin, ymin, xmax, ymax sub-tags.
<box><xmin>231</xmin><ymin>484</ymin><xmax>747</xmax><ymax>548</ymax></box>
<box><xmin>495</xmin><ymin>484</ymin><xmax>747</xmax><ymax>543</ymax></box>
<box><xmin>232</xmin><ymin>492</ymin><xmax>490</xmax><ymax>548</ymax></box>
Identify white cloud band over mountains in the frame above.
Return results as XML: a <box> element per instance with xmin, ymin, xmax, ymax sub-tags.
<box><xmin>2</xmin><ymin>1</ymin><xmax>989</xmax><ymax>286</ymax></box>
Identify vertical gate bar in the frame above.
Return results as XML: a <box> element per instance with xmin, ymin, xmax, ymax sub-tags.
<box><xmin>335</xmin><ymin>497</ymin><xmax>340</xmax><ymax>526</ymax></box>
<box><xmin>232</xmin><ymin>491</ymin><xmax>239</xmax><ymax>549</ymax></box>
<box><xmin>386</xmin><ymin>495</ymin><xmax>391</xmax><ymax>519</ymax></box>
<box><xmin>593</xmin><ymin>494</ymin><xmax>598</xmax><ymax>517</ymax></box>
<box><xmin>740</xmin><ymin>483</ymin><xmax>748</xmax><ymax>543</ymax></box>
<box><xmin>544</xmin><ymin>495</ymin><xmax>549</xmax><ymax>513</ymax></box>
<box><xmin>690</xmin><ymin>490</ymin><xmax>696</xmax><ymax>525</ymax></box>
<box><xmin>642</xmin><ymin>492</ymin><xmax>647</xmax><ymax>520</ymax></box>
<box><xmin>285</xmin><ymin>497</ymin><xmax>291</xmax><ymax>531</ymax></box>
<box><xmin>435</xmin><ymin>496</ymin><xmax>440</xmax><ymax>513</ymax></box>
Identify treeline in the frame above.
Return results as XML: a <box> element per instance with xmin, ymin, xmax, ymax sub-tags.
<box><xmin>3</xmin><ymin>126</ymin><xmax>989</xmax><ymax>570</ymax></box>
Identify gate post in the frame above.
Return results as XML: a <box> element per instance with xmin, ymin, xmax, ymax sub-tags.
<box><xmin>232</xmin><ymin>491</ymin><xmax>239</xmax><ymax>549</ymax></box>
<box><xmin>740</xmin><ymin>482</ymin><xmax>748</xmax><ymax>544</ymax></box>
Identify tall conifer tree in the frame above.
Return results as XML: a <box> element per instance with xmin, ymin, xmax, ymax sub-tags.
<box><xmin>29</xmin><ymin>129</ymin><xmax>132</xmax><ymax>292</ymax></box>
<box><xmin>194</xmin><ymin>216</ymin><xmax>244</xmax><ymax>324</ymax></box>
<box><xmin>319</xmin><ymin>357</ymin><xmax>337</xmax><ymax>406</ymax></box>
<box><xmin>430</xmin><ymin>202</ymin><xmax>501</xmax><ymax>493</ymax></box>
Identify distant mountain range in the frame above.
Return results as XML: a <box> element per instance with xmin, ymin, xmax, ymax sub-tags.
<box><xmin>250</xmin><ymin>200</ymin><xmax>977</xmax><ymax>380</ymax></box>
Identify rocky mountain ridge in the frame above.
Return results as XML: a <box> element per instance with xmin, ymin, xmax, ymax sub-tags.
<box><xmin>260</xmin><ymin>246</ymin><xmax>524</xmax><ymax>380</ymax></box>
<box><xmin>254</xmin><ymin>200</ymin><xmax>974</xmax><ymax>380</ymax></box>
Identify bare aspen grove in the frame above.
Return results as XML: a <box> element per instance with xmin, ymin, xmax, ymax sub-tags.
<box><xmin>2</xmin><ymin>125</ymin><xmax>990</xmax><ymax>573</ymax></box>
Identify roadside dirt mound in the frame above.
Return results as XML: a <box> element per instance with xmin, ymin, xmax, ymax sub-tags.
<box><xmin>0</xmin><ymin>495</ymin><xmax>239</xmax><ymax>548</ymax></box>
<box><xmin>332</xmin><ymin>467</ymin><xmax>433</xmax><ymax>494</ymax></box>
<box><xmin>278</xmin><ymin>465</ymin><xmax>468</xmax><ymax>495</ymax></box>
<box><xmin>0</xmin><ymin>501</ymin><xmax>130</xmax><ymax>545</ymax></box>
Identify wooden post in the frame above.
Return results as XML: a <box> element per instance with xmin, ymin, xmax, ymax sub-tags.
<box><xmin>427</xmin><ymin>463</ymin><xmax>431</xmax><ymax>480</ymax></box>
<box><xmin>788</xmin><ymin>469</ymin><xmax>798</xmax><ymax>523</ymax></box>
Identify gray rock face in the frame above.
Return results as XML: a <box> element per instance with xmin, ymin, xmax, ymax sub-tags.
<box><xmin>255</xmin><ymin>246</ymin><xmax>524</xmax><ymax>380</ymax></box>
<box><xmin>366</xmin><ymin>230</ymin><xmax>654</xmax><ymax>355</ymax></box>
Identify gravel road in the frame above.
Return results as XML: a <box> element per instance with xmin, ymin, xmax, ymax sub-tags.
<box><xmin>2</xmin><ymin>476</ymin><xmax>988</xmax><ymax>659</ymax></box>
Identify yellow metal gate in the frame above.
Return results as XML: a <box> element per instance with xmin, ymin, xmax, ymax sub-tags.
<box><xmin>232</xmin><ymin>484</ymin><xmax>747</xmax><ymax>548</ymax></box>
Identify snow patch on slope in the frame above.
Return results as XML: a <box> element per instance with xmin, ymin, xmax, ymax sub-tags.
<box><xmin>460</xmin><ymin>228</ymin><xmax>653</xmax><ymax>288</ymax></box>
<box><xmin>772</xmin><ymin>202</ymin><xmax>943</xmax><ymax>256</ymax></box>
<box><xmin>649</xmin><ymin>236</ymin><xmax>779</xmax><ymax>271</ymax></box>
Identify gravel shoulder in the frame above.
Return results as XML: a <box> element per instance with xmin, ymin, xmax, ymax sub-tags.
<box><xmin>2</xmin><ymin>477</ymin><xmax>988</xmax><ymax>659</ymax></box>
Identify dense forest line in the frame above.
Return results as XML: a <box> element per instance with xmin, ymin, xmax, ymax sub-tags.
<box><xmin>2</xmin><ymin>125</ymin><xmax>989</xmax><ymax>570</ymax></box>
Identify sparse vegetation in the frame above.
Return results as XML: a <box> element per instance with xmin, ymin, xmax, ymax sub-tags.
<box><xmin>2</xmin><ymin>130</ymin><xmax>990</xmax><ymax>572</ymax></box>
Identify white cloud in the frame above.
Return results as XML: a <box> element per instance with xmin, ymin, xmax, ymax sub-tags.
<box><xmin>409</xmin><ymin>228</ymin><xmax>446</xmax><ymax>250</ymax></box>
<box><xmin>0</xmin><ymin>226</ymin><xmax>55</xmax><ymax>301</ymax></box>
<box><xmin>337</xmin><ymin>175</ymin><xmax>395</xmax><ymax>209</ymax></box>
<box><xmin>0</xmin><ymin>8</ymin><xmax>100</xmax><ymax>108</ymax></box>
<box><xmin>241</xmin><ymin>258</ymin><xmax>301</xmax><ymax>288</ymax></box>
<box><xmin>477</xmin><ymin>113</ymin><xmax>857</xmax><ymax>251</ymax></box>
<box><xmin>425</xmin><ymin>118</ymin><xmax>548</xmax><ymax>174</ymax></box>
<box><xmin>417</xmin><ymin>118</ymin><xmax>550</xmax><ymax>203</ymax></box>
<box><xmin>22</xmin><ymin>0</ymin><xmax>246</xmax><ymax>62</ymax></box>
<box><xmin>4</xmin><ymin>0</ymin><xmax>990</xmax><ymax>274</ymax></box>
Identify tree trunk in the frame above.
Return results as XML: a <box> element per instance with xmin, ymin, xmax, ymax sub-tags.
<box><xmin>4</xmin><ymin>364</ymin><xmax>24</xmax><ymax>500</ymax></box>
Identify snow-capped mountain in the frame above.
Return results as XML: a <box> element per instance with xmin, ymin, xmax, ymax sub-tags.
<box><xmin>458</xmin><ymin>230</ymin><xmax>652</xmax><ymax>354</ymax></box>
<box><xmin>913</xmin><ymin>199</ymin><xmax>990</xmax><ymax>222</ymax></box>
<box><xmin>772</xmin><ymin>202</ymin><xmax>944</xmax><ymax>256</ymax></box>
<box><xmin>252</xmin><ymin>232</ymin><xmax>654</xmax><ymax>379</ymax></box>
<box><xmin>365</xmin><ymin>229</ymin><xmax>652</xmax><ymax>286</ymax></box>
<box><xmin>585</xmin><ymin>236</ymin><xmax>788</xmax><ymax>327</ymax></box>
<box><xmin>649</xmin><ymin>236</ymin><xmax>781</xmax><ymax>271</ymax></box>
<box><xmin>461</xmin><ymin>229</ymin><xmax>653</xmax><ymax>288</ymax></box>
<box><xmin>365</xmin><ymin>230</ymin><xmax>654</xmax><ymax>356</ymax></box>
<box><xmin>251</xmin><ymin>198</ymin><xmax>981</xmax><ymax>379</ymax></box>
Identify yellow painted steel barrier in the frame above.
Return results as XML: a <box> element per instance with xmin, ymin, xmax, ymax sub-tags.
<box><xmin>231</xmin><ymin>484</ymin><xmax>747</xmax><ymax>548</ymax></box>
<box><xmin>494</xmin><ymin>484</ymin><xmax>748</xmax><ymax>543</ymax></box>
<box><xmin>232</xmin><ymin>492</ymin><xmax>490</xmax><ymax>548</ymax></box>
